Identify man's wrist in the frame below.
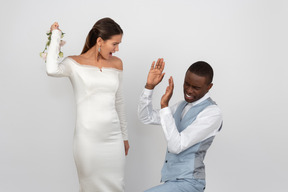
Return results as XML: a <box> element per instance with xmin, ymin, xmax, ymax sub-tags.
<box><xmin>161</xmin><ymin>103</ymin><xmax>168</xmax><ymax>109</ymax></box>
<box><xmin>145</xmin><ymin>83</ymin><xmax>155</xmax><ymax>90</ymax></box>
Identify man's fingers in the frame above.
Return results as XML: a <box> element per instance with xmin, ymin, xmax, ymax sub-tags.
<box><xmin>150</xmin><ymin>61</ymin><xmax>155</xmax><ymax>70</ymax></box>
<box><xmin>156</xmin><ymin>58</ymin><xmax>164</xmax><ymax>69</ymax></box>
<box><xmin>156</xmin><ymin>58</ymin><xmax>161</xmax><ymax>68</ymax></box>
<box><xmin>168</xmin><ymin>77</ymin><xmax>174</xmax><ymax>92</ymax></box>
<box><xmin>160</xmin><ymin>61</ymin><xmax>165</xmax><ymax>71</ymax></box>
<box><xmin>165</xmin><ymin>86</ymin><xmax>170</xmax><ymax>94</ymax></box>
<box><xmin>170</xmin><ymin>77</ymin><xmax>174</xmax><ymax>88</ymax></box>
<box><xmin>150</xmin><ymin>58</ymin><xmax>165</xmax><ymax>71</ymax></box>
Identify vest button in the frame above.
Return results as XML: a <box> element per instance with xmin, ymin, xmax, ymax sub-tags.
<box><xmin>165</xmin><ymin>160</ymin><xmax>168</xmax><ymax>163</ymax></box>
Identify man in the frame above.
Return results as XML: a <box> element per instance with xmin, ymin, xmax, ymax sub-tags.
<box><xmin>138</xmin><ymin>58</ymin><xmax>223</xmax><ymax>192</ymax></box>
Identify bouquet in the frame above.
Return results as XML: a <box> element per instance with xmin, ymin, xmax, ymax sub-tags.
<box><xmin>40</xmin><ymin>30</ymin><xmax>65</xmax><ymax>61</ymax></box>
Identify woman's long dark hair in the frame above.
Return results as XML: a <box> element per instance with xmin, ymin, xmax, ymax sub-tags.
<box><xmin>81</xmin><ymin>17</ymin><xmax>123</xmax><ymax>54</ymax></box>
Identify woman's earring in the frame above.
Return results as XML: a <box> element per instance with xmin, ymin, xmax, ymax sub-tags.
<box><xmin>98</xmin><ymin>46</ymin><xmax>101</xmax><ymax>52</ymax></box>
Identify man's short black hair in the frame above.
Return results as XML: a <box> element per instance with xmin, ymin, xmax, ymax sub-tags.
<box><xmin>187</xmin><ymin>61</ymin><xmax>214</xmax><ymax>84</ymax></box>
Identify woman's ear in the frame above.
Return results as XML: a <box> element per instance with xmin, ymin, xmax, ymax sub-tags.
<box><xmin>96</xmin><ymin>37</ymin><xmax>103</xmax><ymax>46</ymax></box>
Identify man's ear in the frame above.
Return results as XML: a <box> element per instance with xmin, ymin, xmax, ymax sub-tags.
<box><xmin>208</xmin><ymin>83</ymin><xmax>213</xmax><ymax>90</ymax></box>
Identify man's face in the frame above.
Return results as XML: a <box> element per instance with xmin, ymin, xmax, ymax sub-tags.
<box><xmin>183</xmin><ymin>71</ymin><xmax>213</xmax><ymax>103</ymax></box>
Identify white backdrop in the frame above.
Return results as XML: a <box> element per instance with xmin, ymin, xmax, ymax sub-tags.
<box><xmin>1</xmin><ymin>0</ymin><xmax>287</xmax><ymax>191</ymax></box>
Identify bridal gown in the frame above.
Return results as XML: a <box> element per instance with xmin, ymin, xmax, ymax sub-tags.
<box><xmin>46</xmin><ymin>30</ymin><xmax>128</xmax><ymax>192</ymax></box>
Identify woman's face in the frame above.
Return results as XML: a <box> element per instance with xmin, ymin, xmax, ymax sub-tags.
<box><xmin>100</xmin><ymin>34</ymin><xmax>122</xmax><ymax>59</ymax></box>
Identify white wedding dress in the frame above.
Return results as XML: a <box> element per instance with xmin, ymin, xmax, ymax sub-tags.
<box><xmin>46</xmin><ymin>30</ymin><xmax>128</xmax><ymax>192</ymax></box>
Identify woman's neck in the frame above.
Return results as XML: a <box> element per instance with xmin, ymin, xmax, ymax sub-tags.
<box><xmin>83</xmin><ymin>46</ymin><xmax>105</xmax><ymax>62</ymax></box>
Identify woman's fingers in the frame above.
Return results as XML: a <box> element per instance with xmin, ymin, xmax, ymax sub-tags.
<box><xmin>50</xmin><ymin>22</ymin><xmax>60</xmax><ymax>31</ymax></box>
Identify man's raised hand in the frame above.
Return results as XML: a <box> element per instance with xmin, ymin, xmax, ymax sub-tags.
<box><xmin>145</xmin><ymin>58</ymin><xmax>165</xmax><ymax>90</ymax></box>
<box><xmin>161</xmin><ymin>76</ymin><xmax>174</xmax><ymax>108</ymax></box>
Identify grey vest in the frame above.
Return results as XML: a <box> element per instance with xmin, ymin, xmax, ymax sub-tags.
<box><xmin>161</xmin><ymin>97</ymin><xmax>220</xmax><ymax>182</ymax></box>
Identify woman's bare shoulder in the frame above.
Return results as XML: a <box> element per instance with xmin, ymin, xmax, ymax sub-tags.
<box><xmin>110</xmin><ymin>56</ymin><xmax>123</xmax><ymax>70</ymax></box>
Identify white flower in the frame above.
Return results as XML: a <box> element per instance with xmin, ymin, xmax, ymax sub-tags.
<box><xmin>40</xmin><ymin>52</ymin><xmax>47</xmax><ymax>60</ymax></box>
<box><xmin>60</xmin><ymin>40</ymin><xmax>66</xmax><ymax>47</ymax></box>
<box><xmin>40</xmin><ymin>29</ymin><xmax>65</xmax><ymax>62</ymax></box>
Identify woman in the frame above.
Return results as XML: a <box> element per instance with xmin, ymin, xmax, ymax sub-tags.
<box><xmin>46</xmin><ymin>18</ymin><xmax>129</xmax><ymax>192</ymax></box>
